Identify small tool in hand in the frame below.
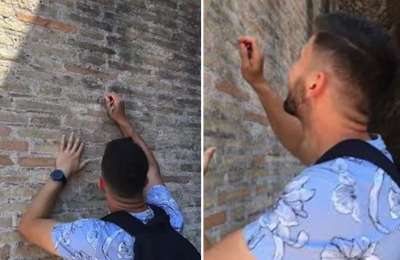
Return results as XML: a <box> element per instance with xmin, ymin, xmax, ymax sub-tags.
<box><xmin>246</xmin><ymin>43</ymin><xmax>253</xmax><ymax>60</ymax></box>
<box><xmin>109</xmin><ymin>96</ymin><xmax>116</xmax><ymax>114</ymax></box>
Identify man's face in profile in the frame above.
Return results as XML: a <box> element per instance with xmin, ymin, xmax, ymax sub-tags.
<box><xmin>284</xmin><ymin>37</ymin><xmax>315</xmax><ymax>119</ymax></box>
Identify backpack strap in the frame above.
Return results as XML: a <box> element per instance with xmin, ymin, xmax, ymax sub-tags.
<box><xmin>101</xmin><ymin>206</ymin><xmax>168</xmax><ymax>260</ymax></box>
<box><xmin>314</xmin><ymin>139</ymin><xmax>400</xmax><ymax>187</ymax></box>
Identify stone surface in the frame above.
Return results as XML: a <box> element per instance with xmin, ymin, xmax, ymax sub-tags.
<box><xmin>0</xmin><ymin>0</ymin><xmax>201</xmax><ymax>257</ymax></box>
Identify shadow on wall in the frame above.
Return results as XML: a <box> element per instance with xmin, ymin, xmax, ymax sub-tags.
<box><xmin>0</xmin><ymin>0</ymin><xmax>201</xmax><ymax>258</ymax></box>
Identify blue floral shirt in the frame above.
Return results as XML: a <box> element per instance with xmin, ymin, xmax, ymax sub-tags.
<box><xmin>51</xmin><ymin>185</ymin><xmax>183</xmax><ymax>260</ymax></box>
<box><xmin>244</xmin><ymin>136</ymin><xmax>400</xmax><ymax>260</ymax></box>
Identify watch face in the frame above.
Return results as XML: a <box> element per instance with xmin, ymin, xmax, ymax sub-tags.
<box><xmin>51</xmin><ymin>170</ymin><xmax>64</xmax><ymax>181</ymax></box>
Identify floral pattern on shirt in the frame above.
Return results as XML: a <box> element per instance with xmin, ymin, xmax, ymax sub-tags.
<box><xmin>52</xmin><ymin>185</ymin><xmax>183</xmax><ymax>260</ymax></box>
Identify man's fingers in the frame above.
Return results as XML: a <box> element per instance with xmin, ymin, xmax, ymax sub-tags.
<box><xmin>77</xmin><ymin>142</ymin><xmax>85</xmax><ymax>155</ymax></box>
<box><xmin>239</xmin><ymin>36</ymin><xmax>261</xmax><ymax>61</ymax></box>
<box><xmin>72</xmin><ymin>137</ymin><xmax>80</xmax><ymax>152</ymax></box>
<box><xmin>203</xmin><ymin>147</ymin><xmax>216</xmax><ymax>176</ymax></box>
<box><xmin>104</xmin><ymin>95</ymin><xmax>111</xmax><ymax>105</ymax></box>
<box><xmin>79</xmin><ymin>159</ymin><xmax>90</xmax><ymax>171</ymax></box>
<box><xmin>239</xmin><ymin>43</ymin><xmax>250</xmax><ymax>67</ymax></box>
<box><xmin>109</xmin><ymin>92</ymin><xmax>120</xmax><ymax>104</ymax></box>
<box><xmin>59</xmin><ymin>134</ymin><xmax>66</xmax><ymax>151</ymax></box>
<box><xmin>66</xmin><ymin>132</ymin><xmax>74</xmax><ymax>150</ymax></box>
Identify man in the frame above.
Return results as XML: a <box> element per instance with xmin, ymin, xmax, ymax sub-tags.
<box><xmin>204</xmin><ymin>13</ymin><xmax>400</xmax><ymax>260</ymax></box>
<box><xmin>18</xmin><ymin>93</ymin><xmax>185</xmax><ymax>259</ymax></box>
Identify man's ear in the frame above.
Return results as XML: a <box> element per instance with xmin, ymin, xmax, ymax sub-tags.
<box><xmin>98</xmin><ymin>178</ymin><xmax>106</xmax><ymax>192</ymax></box>
<box><xmin>144</xmin><ymin>177</ymin><xmax>149</xmax><ymax>187</ymax></box>
<box><xmin>307</xmin><ymin>71</ymin><xmax>327</xmax><ymax>98</ymax></box>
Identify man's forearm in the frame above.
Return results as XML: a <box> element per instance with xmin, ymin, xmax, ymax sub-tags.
<box><xmin>253</xmin><ymin>80</ymin><xmax>305</xmax><ymax>160</ymax></box>
<box><xmin>117</xmin><ymin>119</ymin><xmax>164</xmax><ymax>191</ymax></box>
<box><xmin>19</xmin><ymin>181</ymin><xmax>62</xmax><ymax>230</ymax></box>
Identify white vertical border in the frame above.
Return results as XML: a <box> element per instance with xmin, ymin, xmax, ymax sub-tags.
<box><xmin>200</xmin><ymin>0</ymin><xmax>204</xmax><ymax>257</ymax></box>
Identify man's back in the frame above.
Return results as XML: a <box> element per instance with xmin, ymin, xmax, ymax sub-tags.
<box><xmin>244</xmin><ymin>136</ymin><xmax>400</xmax><ymax>260</ymax></box>
<box><xmin>51</xmin><ymin>185</ymin><xmax>183</xmax><ymax>260</ymax></box>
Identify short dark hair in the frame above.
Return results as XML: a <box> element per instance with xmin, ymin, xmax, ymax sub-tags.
<box><xmin>101</xmin><ymin>137</ymin><xmax>149</xmax><ymax>198</ymax></box>
<box><xmin>312</xmin><ymin>12</ymin><xmax>399</xmax><ymax>117</ymax></box>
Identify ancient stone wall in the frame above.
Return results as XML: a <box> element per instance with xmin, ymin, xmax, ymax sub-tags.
<box><xmin>0</xmin><ymin>0</ymin><xmax>201</xmax><ymax>258</ymax></box>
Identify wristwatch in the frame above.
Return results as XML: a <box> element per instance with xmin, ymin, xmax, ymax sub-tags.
<box><xmin>50</xmin><ymin>169</ymin><xmax>67</xmax><ymax>186</ymax></box>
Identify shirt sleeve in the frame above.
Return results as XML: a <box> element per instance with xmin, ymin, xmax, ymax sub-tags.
<box><xmin>243</xmin><ymin>172</ymin><xmax>320</xmax><ymax>260</ymax></box>
<box><xmin>146</xmin><ymin>185</ymin><xmax>184</xmax><ymax>233</ymax></box>
<box><xmin>51</xmin><ymin>218</ymin><xmax>102</xmax><ymax>259</ymax></box>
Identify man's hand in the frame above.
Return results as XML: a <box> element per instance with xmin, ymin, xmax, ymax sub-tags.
<box><xmin>56</xmin><ymin>133</ymin><xmax>89</xmax><ymax>179</ymax></box>
<box><xmin>104</xmin><ymin>92</ymin><xmax>126</xmax><ymax>124</ymax></box>
<box><xmin>203</xmin><ymin>147</ymin><xmax>216</xmax><ymax>176</ymax></box>
<box><xmin>203</xmin><ymin>147</ymin><xmax>216</xmax><ymax>252</ymax></box>
<box><xmin>238</xmin><ymin>36</ymin><xmax>267</xmax><ymax>89</ymax></box>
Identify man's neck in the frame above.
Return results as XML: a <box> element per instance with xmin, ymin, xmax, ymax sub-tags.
<box><xmin>303</xmin><ymin>115</ymin><xmax>370</xmax><ymax>164</ymax></box>
<box><xmin>108</xmin><ymin>196</ymin><xmax>148</xmax><ymax>213</ymax></box>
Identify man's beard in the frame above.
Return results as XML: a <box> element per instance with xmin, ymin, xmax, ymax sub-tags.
<box><xmin>283</xmin><ymin>79</ymin><xmax>306</xmax><ymax>118</ymax></box>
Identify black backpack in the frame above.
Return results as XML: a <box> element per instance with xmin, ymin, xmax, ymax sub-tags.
<box><xmin>101</xmin><ymin>204</ymin><xmax>201</xmax><ymax>260</ymax></box>
<box><xmin>314</xmin><ymin>139</ymin><xmax>400</xmax><ymax>187</ymax></box>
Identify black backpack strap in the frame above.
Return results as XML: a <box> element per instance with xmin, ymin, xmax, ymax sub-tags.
<box><xmin>101</xmin><ymin>209</ymin><xmax>157</xmax><ymax>260</ymax></box>
<box><xmin>101</xmin><ymin>210</ymin><xmax>147</xmax><ymax>235</ymax></box>
<box><xmin>314</xmin><ymin>139</ymin><xmax>400</xmax><ymax>187</ymax></box>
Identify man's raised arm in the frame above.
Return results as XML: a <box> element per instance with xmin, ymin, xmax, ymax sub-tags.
<box><xmin>104</xmin><ymin>92</ymin><xmax>164</xmax><ymax>193</ymax></box>
<box><xmin>238</xmin><ymin>36</ymin><xmax>310</xmax><ymax>165</ymax></box>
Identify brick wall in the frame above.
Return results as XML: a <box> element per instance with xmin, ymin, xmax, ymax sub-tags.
<box><xmin>0</xmin><ymin>0</ymin><xmax>201</xmax><ymax>258</ymax></box>
<box><xmin>203</xmin><ymin>0</ymin><xmax>329</xmax><ymax>241</ymax></box>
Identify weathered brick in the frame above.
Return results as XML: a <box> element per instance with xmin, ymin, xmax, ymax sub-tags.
<box><xmin>18</xmin><ymin>129</ymin><xmax>63</xmax><ymax>140</ymax></box>
<box><xmin>29</xmin><ymin>27</ymin><xmax>66</xmax><ymax>44</ymax></box>
<box><xmin>0</xmin><ymin>111</ymin><xmax>27</xmax><ymax>123</ymax></box>
<box><xmin>218</xmin><ymin>186</ymin><xmax>252</xmax><ymax>204</ymax></box>
<box><xmin>0</xmin><ymin>244</ymin><xmax>10</xmax><ymax>260</ymax></box>
<box><xmin>88</xmin><ymin>0</ymin><xmax>115</xmax><ymax>7</ymax></box>
<box><xmin>30</xmin><ymin>116</ymin><xmax>61</xmax><ymax>126</ymax></box>
<box><xmin>244</xmin><ymin>111</ymin><xmax>269</xmax><ymax>126</ymax></box>
<box><xmin>65</xmin><ymin>64</ymin><xmax>117</xmax><ymax>80</ymax></box>
<box><xmin>79</xmin><ymin>54</ymin><xmax>106</xmax><ymax>66</ymax></box>
<box><xmin>64</xmin><ymin>117</ymin><xmax>100</xmax><ymax>130</ymax></box>
<box><xmin>79</xmin><ymin>30</ymin><xmax>105</xmax><ymax>40</ymax></box>
<box><xmin>16</xmin><ymin>13</ymin><xmax>77</xmax><ymax>33</ymax></box>
<box><xmin>36</xmin><ymin>3</ymin><xmax>58</xmax><ymax>17</ymax></box>
<box><xmin>215</xmin><ymin>80</ymin><xmax>250</xmax><ymax>102</ymax></box>
<box><xmin>0</xmin><ymin>155</ymin><xmax>13</xmax><ymax>166</ymax></box>
<box><xmin>77</xmin><ymin>3</ymin><xmax>101</xmax><ymax>17</ymax></box>
<box><xmin>0</xmin><ymin>5</ymin><xmax>14</xmax><ymax>17</ymax></box>
<box><xmin>108</xmin><ymin>61</ymin><xmax>151</xmax><ymax>75</ymax></box>
<box><xmin>0</xmin><ymin>127</ymin><xmax>11</xmax><ymax>136</ymax></box>
<box><xmin>66</xmin><ymin>12</ymin><xmax>113</xmax><ymax>32</ymax></box>
<box><xmin>15</xmin><ymin>100</ymin><xmax>72</xmax><ymax>114</ymax></box>
<box><xmin>163</xmin><ymin>175</ymin><xmax>191</xmax><ymax>184</ymax></box>
<box><xmin>25</xmin><ymin>42</ymin><xmax>69</xmax><ymax>59</ymax></box>
<box><xmin>68</xmin><ymin>38</ymin><xmax>116</xmax><ymax>54</ymax></box>
<box><xmin>0</xmin><ymin>35</ymin><xmax>13</xmax><ymax>46</ymax></box>
<box><xmin>53</xmin><ymin>0</ymin><xmax>74</xmax><ymax>8</ymax></box>
<box><xmin>17</xmin><ymin>70</ymin><xmax>73</xmax><ymax>86</ymax></box>
<box><xmin>0</xmin><ymin>18</ymin><xmax>29</xmax><ymax>33</ymax></box>
<box><xmin>12</xmin><ymin>244</ymin><xmax>52</xmax><ymax>259</ymax></box>
<box><xmin>82</xmin><ymin>108</ymin><xmax>106</xmax><ymax>118</ymax></box>
<box><xmin>0</xmin><ymin>81</ymin><xmax>30</xmax><ymax>93</ymax></box>
<box><xmin>18</xmin><ymin>157</ymin><xmax>55</xmax><ymax>167</ymax></box>
<box><xmin>0</xmin><ymin>140</ymin><xmax>28</xmax><ymax>151</ymax></box>
<box><xmin>31</xmin><ymin>141</ymin><xmax>58</xmax><ymax>154</ymax></box>
<box><xmin>0</xmin><ymin>217</ymin><xmax>12</xmax><ymax>227</ymax></box>
<box><xmin>205</xmin><ymin>211</ymin><xmax>227</xmax><ymax>230</ymax></box>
